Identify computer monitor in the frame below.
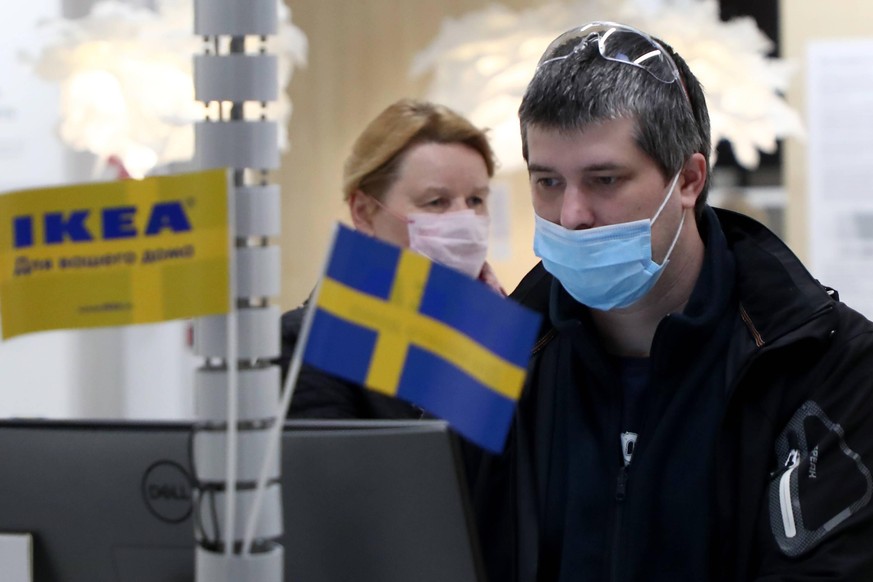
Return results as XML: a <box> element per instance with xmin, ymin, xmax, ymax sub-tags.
<box><xmin>0</xmin><ymin>419</ymin><xmax>485</xmax><ymax>582</ymax></box>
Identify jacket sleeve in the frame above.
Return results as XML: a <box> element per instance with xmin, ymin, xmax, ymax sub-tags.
<box><xmin>753</xmin><ymin>309</ymin><xmax>873</xmax><ymax>580</ymax></box>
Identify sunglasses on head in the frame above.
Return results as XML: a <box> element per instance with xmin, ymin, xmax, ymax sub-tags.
<box><xmin>537</xmin><ymin>21</ymin><xmax>691</xmax><ymax>106</ymax></box>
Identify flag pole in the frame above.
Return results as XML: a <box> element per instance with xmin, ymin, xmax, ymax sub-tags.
<box><xmin>223</xmin><ymin>170</ymin><xmax>239</xmax><ymax>556</ymax></box>
<box><xmin>241</xmin><ymin>226</ymin><xmax>336</xmax><ymax>556</ymax></box>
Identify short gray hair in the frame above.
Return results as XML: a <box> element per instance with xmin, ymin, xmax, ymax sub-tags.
<box><xmin>519</xmin><ymin>32</ymin><xmax>712</xmax><ymax>217</ymax></box>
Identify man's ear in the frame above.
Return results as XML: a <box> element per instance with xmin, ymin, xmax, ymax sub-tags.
<box><xmin>349</xmin><ymin>190</ymin><xmax>377</xmax><ymax>235</ymax></box>
<box><xmin>678</xmin><ymin>153</ymin><xmax>707</xmax><ymax>210</ymax></box>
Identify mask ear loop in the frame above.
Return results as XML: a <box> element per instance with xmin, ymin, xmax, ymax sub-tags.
<box><xmin>652</xmin><ymin>171</ymin><xmax>684</xmax><ymax>266</ymax></box>
<box><xmin>651</xmin><ymin>171</ymin><xmax>682</xmax><ymax>224</ymax></box>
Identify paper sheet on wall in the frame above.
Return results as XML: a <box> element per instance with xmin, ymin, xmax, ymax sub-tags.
<box><xmin>807</xmin><ymin>39</ymin><xmax>873</xmax><ymax>320</ymax></box>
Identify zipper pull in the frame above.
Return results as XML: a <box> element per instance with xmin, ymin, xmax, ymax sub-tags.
<box><xmin>620</xmin><ymin>431</ymin><xmax>638</xmax><ymax>467</ymax></box>
<box><xmin>615</xmin><ymin>466</ymin><xmax>628</xmax><ymax>502</ymax></box>
<box><xmin>770</xmin><ymin>448</ymin><xmax>801</xmax><ymax>478</ymax></box>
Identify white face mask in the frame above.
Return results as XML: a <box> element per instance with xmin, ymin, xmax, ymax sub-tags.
<box><xmin>407</xmin><ymin>210</ymin><xmax>490</xmax><ymax>278</ymax></box>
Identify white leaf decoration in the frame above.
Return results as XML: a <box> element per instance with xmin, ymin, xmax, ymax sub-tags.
<box><xmin>20</xmin><ymin>0</ymin><xmax>307</xmax><ymax>179</ymax></box>
<box><xmin>411</xmin><ymin>0</ymin><xmax>803</xmax><ymax>173</ymax></box>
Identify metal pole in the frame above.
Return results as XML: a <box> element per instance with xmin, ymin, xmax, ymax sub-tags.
<box><xmin>190</xmin><ymin>1</ymin><xmax>283</xmax><ymax>580</ymax></box>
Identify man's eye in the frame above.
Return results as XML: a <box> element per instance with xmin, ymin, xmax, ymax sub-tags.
<box><xmin>536</xmin><ymin>177</ymin><xmax>563</xmax><ymax>189</ymax></box>
<box><xmin>593</xmin><ymin>176</ymin><xmax>619</xmax><ymax>187</ymax></box>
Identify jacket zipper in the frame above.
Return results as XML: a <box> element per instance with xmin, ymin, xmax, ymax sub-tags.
<box><xmin>739</xmin><ymin>303</ymin><xmax>765</xmax><ymax>347</ymax></box>
<box><xmin>779</xmin><ymin>449</ymin><xmax>800</xmax><ymax>538</ymax></box>
<box><xmin>610</xmin><ymin>464</ymin><xmax>629</xmax><ymax>582</ymax></box>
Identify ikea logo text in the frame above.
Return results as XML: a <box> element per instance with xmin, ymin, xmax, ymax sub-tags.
<box><xmin>13</xmin><ymin>202</ymin><xmax>192</xmax><ymax>249</ymax></box>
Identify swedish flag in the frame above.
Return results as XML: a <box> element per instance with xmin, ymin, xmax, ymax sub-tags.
<box><xmin>303</xmin><ymin>225</ymin><xmax>541</xmax><ymax>453</ymax></box>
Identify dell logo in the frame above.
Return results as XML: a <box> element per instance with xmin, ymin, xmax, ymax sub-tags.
<box><xmin>142</xmin><ymin>461</ymin><xmax>194</xmax><ymax>524</ymax></box>
<box><xmin>148</xmin><ymin>483</ymin><xmax>191</xmax><ymax>501</ymax></box>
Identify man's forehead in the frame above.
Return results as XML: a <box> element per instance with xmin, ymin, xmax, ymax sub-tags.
<box><xmin>525</xmin><ymin>118</ymin><xmax>643</xmax><ymax>165</ymax></box>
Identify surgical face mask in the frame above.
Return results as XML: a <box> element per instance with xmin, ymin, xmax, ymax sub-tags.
<box><xmin>407</xmin><ymin>210</ymin><xmax>490</xmax><ymax>278</ymax></box>
<box><xmin>533</xmin><ymin>172</ymin><xmax>684</xmax><ymax>310</ymax></box>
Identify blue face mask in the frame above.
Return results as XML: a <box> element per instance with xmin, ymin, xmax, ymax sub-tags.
<box><xmin>533</xmin><ymin>172</ymin><xmax>683</xmax><ymax>311</ymax></box>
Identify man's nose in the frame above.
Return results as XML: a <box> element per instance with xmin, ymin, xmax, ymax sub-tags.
<box><xmin>560</xmin><ymin>188</ymin><xmax>595</xmax><ymax>230</ymax></box>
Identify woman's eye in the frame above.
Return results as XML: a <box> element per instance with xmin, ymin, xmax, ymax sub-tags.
<box><xmin>425</xmin><ymin>198</ymin><xmax>449</xmax><ymax>208</ymax></box>
<box><xmin>467</xmin><ymin>196</ymin><xmax>485</xmax><ymax>208</ymax></box>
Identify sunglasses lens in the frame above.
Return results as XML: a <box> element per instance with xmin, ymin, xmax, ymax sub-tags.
<box><xmin>597</xmin><ymin>28</ymin><xmax>678</xmax><ymax>84</ymax></box>
<box><xmin>536</xmin><ymin>29</ymin><xmax>592</xmax><ymax>67</ymax></box>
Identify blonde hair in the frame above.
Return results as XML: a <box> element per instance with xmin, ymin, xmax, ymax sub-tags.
<box><xmin>342</xmin><ymin>99</ymin><xmax>496</xmax><ymax>202</ymax></box>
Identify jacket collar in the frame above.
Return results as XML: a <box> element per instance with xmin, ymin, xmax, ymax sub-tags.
<box><xmin>715</xmin><ymin>207</ymin><xmax>835</xmax><ymax>346</ymax></box>
<box><xmin>656</xmin><ymin>205</ymin><xmax>736</xmax><ymax>341</ymax></box>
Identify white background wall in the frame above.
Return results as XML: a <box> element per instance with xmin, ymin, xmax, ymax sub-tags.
<box><xmin>0</xmin><ymin>0</ymin><xmax>81</xmax><ymax>418</ymax></box>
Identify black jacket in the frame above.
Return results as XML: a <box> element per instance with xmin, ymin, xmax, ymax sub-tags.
<box><xmin>469</xmin><ymin>207</ymin><xmax>873</xmax><ymax>582</ymax></box>
<box><xmin>278</xmin><ymin>304</ymin><xmax>424</xmax><ymax>419</ymax></box>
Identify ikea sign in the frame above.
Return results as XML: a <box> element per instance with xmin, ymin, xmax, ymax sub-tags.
<box><xmin>0</xmin><ymin>169</ymin><xmax>230</xmax><ymax>341</ymax></box>
<box><xmin>12</xmin><ymin>201</ymin><xmax>192</xmax><ymax>248</ymax></box>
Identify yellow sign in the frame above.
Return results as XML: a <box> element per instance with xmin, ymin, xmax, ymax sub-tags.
<box><xmin>0</xmin><ymin>169</ymin><xmax>230</xmax><ymax>340</ymax></box>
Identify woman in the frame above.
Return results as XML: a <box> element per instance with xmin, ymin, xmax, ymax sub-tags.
<box><xmin>279</xmin><ymin>98</ymin><xmax>502</xmax><ymax>419</ymax></box>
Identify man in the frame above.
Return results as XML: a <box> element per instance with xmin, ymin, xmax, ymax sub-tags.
<box><xmin>468</xmin><ymin>21</ymin><xmax>873</xmax><ymax>581</ymax></box>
